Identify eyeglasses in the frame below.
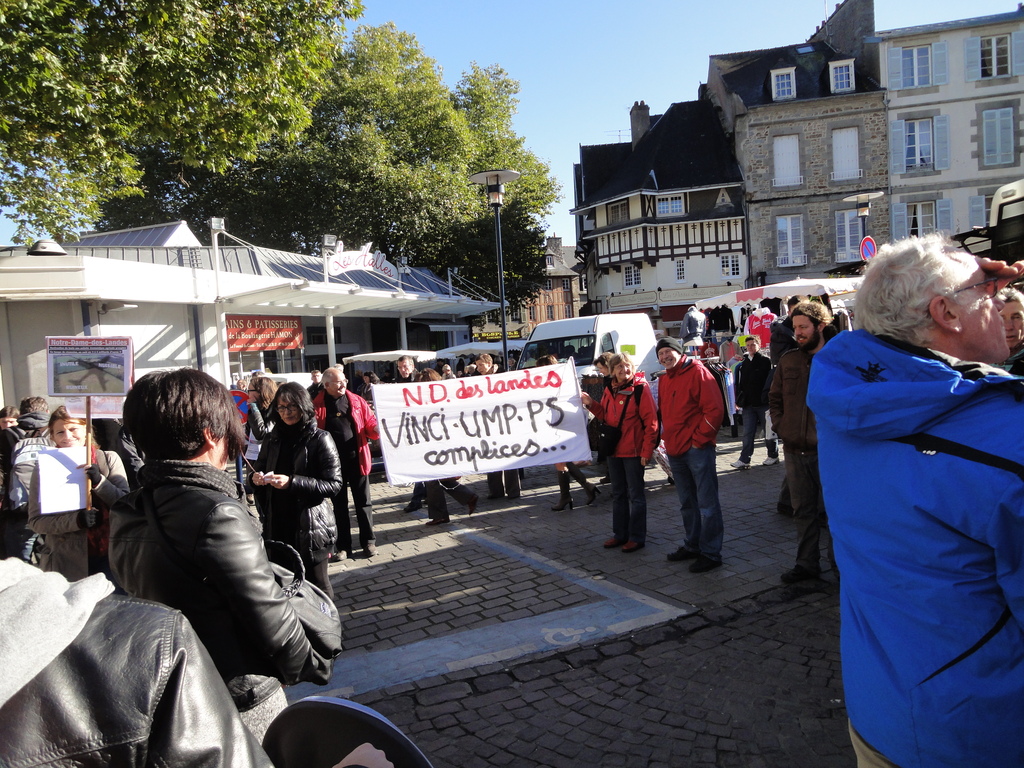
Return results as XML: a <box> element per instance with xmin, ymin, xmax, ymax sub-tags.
<box><xmin>276</xmin><ymin>403</ymin><xmax>299</xmax><ymax>413</ymax></box>
<box><xmin>949</xmin><ymin>275</ymin><xmax>1001</xmax><ymax>300</ymax></box>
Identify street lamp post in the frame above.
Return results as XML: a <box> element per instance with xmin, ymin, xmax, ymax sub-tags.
<box><xmin>470</xmin><ymin>169</ymin><xmax>520</xmax><ymax>371</ymax></box>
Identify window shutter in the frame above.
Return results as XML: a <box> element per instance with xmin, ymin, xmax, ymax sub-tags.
<box><xmin>892</xmin><ymin>203</ymin><xmax>908</xmax><ymax>241</ymax></box>
<box><xmin>832</xmin><ymin>127</ymin><xmax>859</xmax><ymax>178</ymax></box>
<box><xmin>998</xmin><ymin>108</ymin><xmax>1014</xmax><ymax>164</ymax></box>
<box><xmin>1013</xmin><ymin>31</ymin><xmax>1024</xmax><ymax>76</ymax></box>
<box><xmin>792</xmin><ymin>216</ymin><xmax>804</xmax><ymax>257</ymax></box>
<box><xmin>968</xmin><ymin>196</ymin><xmax>987</xmax><ymax>229</ymax></box>
<box><xmin>852</xmin><ymin>215</ymin><xmax>863</xmax><ymax>244</ymax></box>
<box><xmin>932</xmin><ymin>42</ymin><xmax>948</xmax><ymax>85</ymax></box>
<box><xmin>890</xmin><ymin>121</ymin><xmax>907</xmax><ymax>175</ymax></box>
<box><xmin>936</xmin><ymin>199</ymin><xmax>954</xmax><ymax>233</ymax></box>
<box><xmin>888</xmin><ymin>47</ymin><xmax>903</xmax><ymax>90</ymax></box>
<box><xmin>964</xmin><ymin>37</ymin><xmax>982</xmax><ymax>82</ymax></box>
<box><xmin>835</xmin><ymin>211</ymin><xmax>848</xmax><ymax>252</ymax></box>
<box><xmin>933</xmin><ymin>115</ymin><xmax>951</xmax><ymax>171</ymax></box>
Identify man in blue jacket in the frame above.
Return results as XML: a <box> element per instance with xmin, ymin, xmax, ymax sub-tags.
<box><xmin>807</xmin><ymin>233</ymin><xmax>1024</xmax><ymax>768</ymax></box>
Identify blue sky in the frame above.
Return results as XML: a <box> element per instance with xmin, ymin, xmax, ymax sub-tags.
<box><xmin>1</xmin><ymin>0</ymin><xmax>1016</xmax><ymax>246</ymax></box>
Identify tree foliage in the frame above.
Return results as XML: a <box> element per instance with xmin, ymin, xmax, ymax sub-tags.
<box><xmin>96</xmin><ymin>24</ymin><xmax>560</xmax><ymax>308</ymax></box>
<box><xmin>0</xmin><ymin>0</ymin><xmax>364</xmax><ymax>241</ymax></box>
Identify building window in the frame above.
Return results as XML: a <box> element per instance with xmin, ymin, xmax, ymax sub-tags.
<box><xmin>771</xmin><ymin>67</ymin><xmax>796</xmax><ymax>100</ymax></box>
<box><xmin>773</xmin><ymin>135</ymin><xmax>802</xmax><ymax>187</ymax></box>
<box><xmin>545</xmin><ymin>254</ymin><xmax>554</xmax><ymax>268</ymax></box>
<box><xmin>510</xmin><ymin>305</ymin><xmax>522</xmax><ymax>323</ymax></box>
<box><xmin>905</xmin><ymin>119</ymin><xmax>933</xmax><ymax>170</ymax></box>
<box><xmin>831</xmin><ymin>127</ymin><xmax>861</xmax><ymax>181</ymax></box>
<box><xmin>908</xmin><ymin>202</ymin><xmax>936</xmax><ymax>237</ymax></box>
<box><xmin>546</xmin><ymin>305</ymin><xmax>554</xmax><ymax>320</ymax></box>
<box><xmin>656</xmin><ymin>195</ymin><xmax>684</xmax><ymax>216</ymax></box>
<box><xmin>829</xmin><ymin>60</ymin><xmax>854</xmax><ymax>93</ymax></box>
<box><xmin>579</xmin><ymin>274</ymin><xmax>587</xmax><ymax>292</ymax></box>
<box><xmin>306</xmin><ymin>326</ymin><xmax>327</xmax><ymax>345</ymax></box>
<box><xmin>607</xmin><ymin>200</ymin><xmax>629</xmax><ymax>225</ymax></box>
<box><xmin>776</xmin><ymin>215</ymin><xmax>805</xmax><ymax>267</ymax></box>
<box><xmin>562</xmin><ymin>278</ymin><xmax>572</xmax><ymax>291</ymax></box>
<box><xmin>981</xmin><ymin>35</ymin><xmax>1010</xmax><ymax>78</ymax></box>
<box><xmin>835</xmin><ymin>210</ymin><xmax>864</xmax><ymax>262</ymax></box>
<box><xmin>564</xmin><ymin>304</ymin><xmax>574</xmax><ymax>319</ymax></box>
<box><xmin>983</xmin><ymin>107</ymin><xmax>1014</xmax><ymax>166</ymax></box>
<box><xmin>528</xmin><ymin>305</ymin><xmax>536</xmax><ymax>322</ymax></box>
<box><xmin>902</xmin><ymin>45</ymin><xmax>931</xmax><ymax>88</ymax></box>
<box><xmin>720</xmin><ymin>253</ymin><xmax>741</xmax><ymax>278</ymax></box>
<box><xmin>624</xmin><ymin>263</ymin><xmax>641</xmax><ymax>288</ymax></box>
<box><xmin>544</xmin><ymin>279</ymin><xmax>553</xmax><ymax>291</ymax></box>
<box><xmin>675</xmin><ymin>258</ymin><xmax>686</xmax><ymax>282</ymax></box>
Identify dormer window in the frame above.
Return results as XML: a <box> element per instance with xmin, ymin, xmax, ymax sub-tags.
<box><xmin>656</xmin><ymin>195</ymin><xmax>684</xmax><ymax>216</ymax></box>
<box><xmin>771</xmin><ymin>67</ymin><xmax>796</xmax><ymax>100</ymax></box>
<box><xmin>545</xmin><ymin>254</ymin><xmax>554</xmax><ymax>269</ymax></box>
<box><xmin>607</xmin><ymin>200</ymin><xmax>629</xmax><ymax>225</ymax></box>
<box><xmin>829</xmin><ymin>59</ymin><xmax>855</xmax><ymax>93</ymax></box>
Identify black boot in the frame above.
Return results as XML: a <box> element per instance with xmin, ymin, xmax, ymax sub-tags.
<box><xmin>566</xmin><ymin>463</ymin><xmax>599</xmax><ymax>505</ymax></box>
<box><xmin>550</xmin><ymin>471</ymin><xmax>573</xmax><ymax>510</ymax></box>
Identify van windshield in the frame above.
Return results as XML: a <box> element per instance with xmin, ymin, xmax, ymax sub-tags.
<box><xmin>518</xmin><ymin>335</ymin><xmax>596</xmax><ymax>369</ymax></box>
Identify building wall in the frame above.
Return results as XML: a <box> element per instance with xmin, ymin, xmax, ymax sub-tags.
<box><xmin>737</xmin><ymin>91</ymin><xmax>889</xmax><ymax>280</ymax></box>
<box><xmin>0</xmin><ymin>301</ymin><xmax>80</xmax><ymax>406</ymax></box>
<box><xmin>881</xmin><ymin>14</ymin><xmax>1024</xmax><ymax>238</ymax></box>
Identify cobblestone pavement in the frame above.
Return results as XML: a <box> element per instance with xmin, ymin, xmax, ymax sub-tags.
<box><xmin>287</xmin><ymin>431</ymin><xmax>853</xmax><ymax>767</ymax></box>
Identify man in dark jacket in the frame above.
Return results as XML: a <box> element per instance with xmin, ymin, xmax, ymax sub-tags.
<box><xmin>0</xmin><ymin>396</ymin><xmax>50</xmax><ymax>559</ymax></box>
<box><xmin>731</xmin><ymin>336</ymin><xmax>778</xmax><ymax>469</ymax></box>
<box><xmin>768</xmin><ymin>301</ymin><xmax>831</xmax><ymax>584</ymax></box>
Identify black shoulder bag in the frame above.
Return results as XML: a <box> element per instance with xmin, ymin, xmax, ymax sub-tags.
<box><xmin>597</xmin><ymin>385</ymin><xmax>643</xmax><ymax>457</ymax></box>
<box><xmin>140</xmin><ymin>490</ymin><xmax>343</xmax><ymax>663</ymax></box>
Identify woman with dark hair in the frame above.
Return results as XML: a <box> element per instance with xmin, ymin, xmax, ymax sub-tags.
<box><xmin>251</xmin><ymin>382</ymin><xmax>343</xmax><ymax>598</ymax></box>
<box><xmin>110</xmin><ymin>369</ymin><xmax>336</xmax><ymax>740</ymax></box>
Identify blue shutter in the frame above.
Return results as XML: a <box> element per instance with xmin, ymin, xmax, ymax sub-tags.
<box><xmin>965</xmin><ymin>37</ymin><xmax>982</xmax><ymax>81</ymax></box>
<box><xmin>933</xmin><ymin>115</ymin><xmax>951</xmax><ymax>171</ymax></box>
<box><xmin>892</xmin><ymin>203</ymin><xmax>908</xmax><ymax>241</ymax></box>
<box><xmin>1013</xmin><ymin>31</ymin><xmax>1024</xmax><ymax>76</ymax></box>
<box><xmin>969</xmin><ymin>196</ymin><xmax>987</xmax><ymax>229</ymax></box>
<box><xmin>888</xmin><ymin>47</ymin><xmax>904</xmax><ymax>90</ymax></box>
<box><xmin>890</xmin><ymin>121</ymin><xmax>907</xmax><ymax>175</ymax></box>
<box><xmin>931</xmin><ymin>42</ymin><xmax>948</xmax><ymax>85</ymax></box>
<box><xmin>936</xmin><ymin>199</ymin><xmax>954</xmax><ymax>234</ymax></box>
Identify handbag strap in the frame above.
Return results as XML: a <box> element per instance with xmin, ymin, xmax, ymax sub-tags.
<box><xmin>609</xmin><ymin>384</ymin><xmax>643</xmax><ymax>429</ymax></box>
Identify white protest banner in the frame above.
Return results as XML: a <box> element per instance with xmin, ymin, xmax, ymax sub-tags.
<box><xmin>374</xmin><ymin>361</ymin><xmax>591</xmax><ymax>484</ymax></box>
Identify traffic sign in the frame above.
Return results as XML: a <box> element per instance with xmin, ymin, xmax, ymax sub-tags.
<box><xmin>859</xmin><ymin>236</ymin><xmax>877</xmax><ymax>261</ymax></box>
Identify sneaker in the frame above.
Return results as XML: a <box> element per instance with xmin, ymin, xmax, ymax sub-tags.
<box><xmin>730</xmin><ymin>459</ymin><xmax>750</xmax><ymax>469</ymax></box>
<box><xmin>689</xmin><ymin>555</ymin><xmax>723</xmax><ymax>573</ymax></box>
<box><xmin>781</xmin><ymin>565</ymin><xmax>820</xmax><ymax>584</ymax></box>
<box><xmin>762</xmin><ymin>456</ymin><xmax>780</xmax><ymax>466</ymax></box>
<box><xmin>666</xmin><ymin>546</ymin><xmax>700</xmax><ymax>562</ymax></box>
<box><xmin>363</xmin><ymin>543</ymin><xmax>377</xmax><ymax>558</ymax></box>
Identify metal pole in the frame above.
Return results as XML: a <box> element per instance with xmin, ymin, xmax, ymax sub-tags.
<box><xmin>493</xmin><ymin>202</ymin><xmax>509</xmax><ymax>369</ymax></box>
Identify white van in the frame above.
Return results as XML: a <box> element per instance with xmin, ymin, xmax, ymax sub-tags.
<box><xmin>516</xmin><ymin>313</ymin><xmax>659</xmax><ymax>378</ymax></box>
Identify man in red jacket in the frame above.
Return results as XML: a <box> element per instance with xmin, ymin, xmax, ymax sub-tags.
<box><xmin>657</xmin><ymin>336</ymin><xmax>726</xmax><ymax>573</ymax></box>
<box><xmin>313</xmin><ymin>368</ymin><xmax>380</xmax><ymax>559</ymax></box>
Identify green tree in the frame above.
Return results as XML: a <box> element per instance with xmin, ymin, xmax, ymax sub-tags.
<box><xmin>0</xmin><ymin>0</ymin><xmax>364</xmax><ymax>242</ymax></box>
<box><xmin>97</xmin><ymin>24</ymin><xmax>560</xmax><ymax>309</ymax></box>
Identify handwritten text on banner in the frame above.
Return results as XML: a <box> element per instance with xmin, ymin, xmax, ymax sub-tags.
<box><xmin>374</xmin><ymin>362</ymin><xmax>591</xmax><ymax>484</ymax></box>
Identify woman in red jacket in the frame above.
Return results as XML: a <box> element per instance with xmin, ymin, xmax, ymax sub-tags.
<box><xmin>581</xmin><ymin>352</ymin><xmax>658</xmax><ymax>552</ymax></box>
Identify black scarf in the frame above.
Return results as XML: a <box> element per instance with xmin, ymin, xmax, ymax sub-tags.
<box><xmin>138</xmin><ymin>459</ymin><xmax>242</xmax><ymax>500</ymax></box>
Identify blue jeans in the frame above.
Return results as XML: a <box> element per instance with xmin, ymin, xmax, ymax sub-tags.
<box><xmin>668</xmin><ymin>445</ymin><xmax>724</xmax><ymax>560</ymax></box>
<box><xmin>606</xmin><ymin>456</ymin><xmax>647</xmax><ymax>544</ymax></box>
<box><xmin>739</xmin><ymin>406</ymin><xmax>778</xmax><ymax>463</ymax></box>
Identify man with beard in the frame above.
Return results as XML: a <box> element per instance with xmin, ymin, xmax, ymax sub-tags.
<box><xmin>768</xmin><ymin>301</ymin><xmax>832</xmax><ymax>584</ymax></box>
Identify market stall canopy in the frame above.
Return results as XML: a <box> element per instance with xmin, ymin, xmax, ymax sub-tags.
<box><xmin>342</xmin><ymin>349</ymin><xmax>436</xmax><ymax>364</ymax></box>
<box><xmin>694</xmin><ymin>277</ymin><xmax>863</xmax><ymax>310</ymax></box>
<box><xmin>433</xmin><ymin>341</ymin><xmax>526</xmax><ymax>359</ymax></box>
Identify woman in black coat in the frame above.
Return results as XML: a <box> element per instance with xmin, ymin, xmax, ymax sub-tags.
<box><xmin>252</xmin><ymin>382</ymin><xmax>343</xmax><ymax>599</ymax></box>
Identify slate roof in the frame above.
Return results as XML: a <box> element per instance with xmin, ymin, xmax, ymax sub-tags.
<box><xmin>878</xmin><ymin>8</ymin><xmax>1024</xmax><ymax>39</ymax></box>
<box><xmin>573</xmin><ymin>100</ymin><xmax>742</xmax><ymax>211</ymax></box>
<box><xmin>709</xmin><ymin>40</ymin><xmax>882</xmax><ymax>109</ymax></box>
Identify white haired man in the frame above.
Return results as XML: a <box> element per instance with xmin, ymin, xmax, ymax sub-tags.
<box><xmin>806</xmin><ymin>234</ymin><xmax>1024</xmax><ymax>768</ymax></box>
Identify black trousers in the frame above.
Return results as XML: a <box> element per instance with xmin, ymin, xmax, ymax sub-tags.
<box><xmin>333</xmin><ymin>456</ymin><xmax>374</xmax><ymax>555</ymax></box>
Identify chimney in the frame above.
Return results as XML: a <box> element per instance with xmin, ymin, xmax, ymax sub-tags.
<box><xmin>630</xmin><ymin>100</ymin><xmax>650</xmax><ymax>148</ymax></box>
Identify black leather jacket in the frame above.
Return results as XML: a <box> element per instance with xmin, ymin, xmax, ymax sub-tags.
<box><xmin>0</xmin><ymin>595</ymin><xmax>273</xmax><ymax>767</ymax></box>
<box><xmin>110</xmin><ymin>481</ymin><xmax>333</xmax><ymax>705</ymax></box>
<box><xmin>253</xmin><ymin>419</ymin><xmax>342</xmax><ymax>562</ymax></box>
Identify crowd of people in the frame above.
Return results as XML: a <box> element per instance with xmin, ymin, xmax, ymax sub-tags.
<box><xmin>4</xmin><ymin>234</ymin><xmax>1024</xmax><ymax>767</ymax></box>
